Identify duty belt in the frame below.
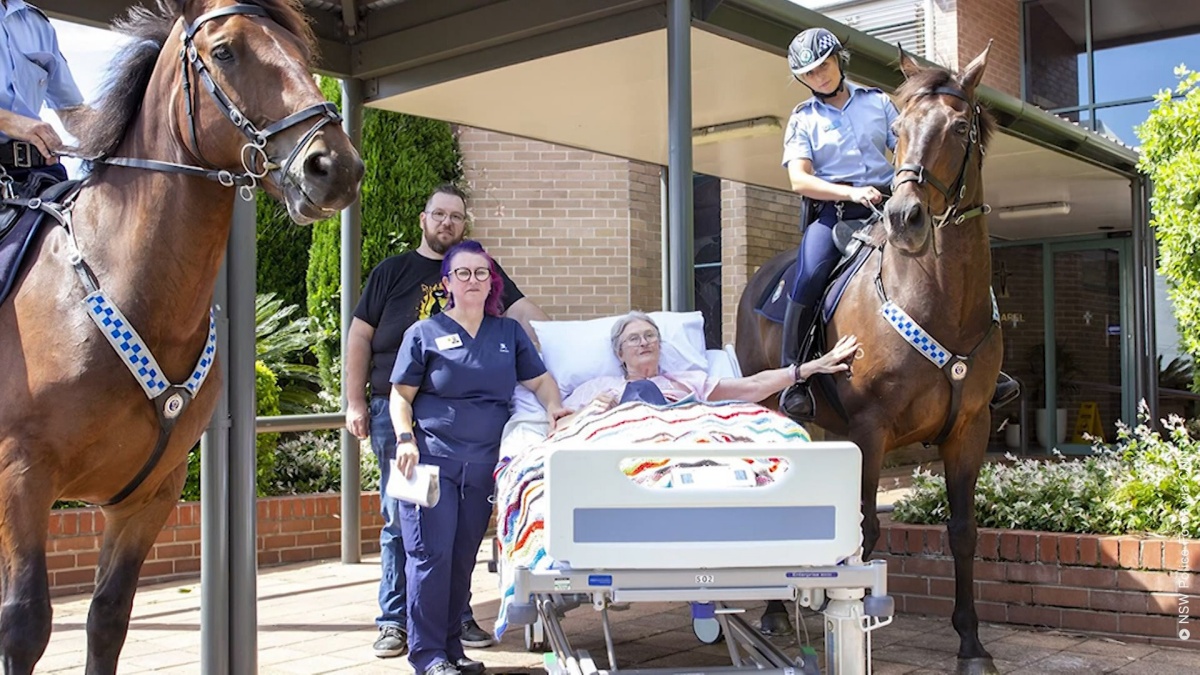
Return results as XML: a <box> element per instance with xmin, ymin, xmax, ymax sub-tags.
<box><xmin>0</xmin><ymin>141</ymin><xmax>47</xmax><ymax>169</ymax></box>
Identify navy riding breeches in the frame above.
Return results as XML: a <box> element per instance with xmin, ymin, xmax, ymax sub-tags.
<box><xmin>789</xmin><ymin>201</ymin><xmax>873</xmax><ymax>305</ymax></box>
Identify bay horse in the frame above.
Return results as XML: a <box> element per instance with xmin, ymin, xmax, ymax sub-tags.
<box><xmin>736</xmin><ymin>47</ymin><xmax>1002</xmax><ymax>674</ymax></box>
<box><xmin>0</xmin><ymin>1</ymin><xmax>362</xmax><ymax>673</ymax></box>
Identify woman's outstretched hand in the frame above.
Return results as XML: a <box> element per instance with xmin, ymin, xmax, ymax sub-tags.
<box><xmin>805</xmin><ymin>334</ymin><xmax>860</xmax><ymax>376</ymax></box>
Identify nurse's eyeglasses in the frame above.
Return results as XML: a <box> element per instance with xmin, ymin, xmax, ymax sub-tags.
<box><xmin>621</xmin><ymin>331</ymin><xmax>660</xmax><ymax>348</ymax></box>
<box><xmin>451</xmin><ymin>267</ymin><xmax>492</xmax><ymax>282</ymax></box>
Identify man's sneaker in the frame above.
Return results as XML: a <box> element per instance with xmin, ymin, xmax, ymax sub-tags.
<box><xmin>460</xmin><ymin>619</ymin><xmax>496</xmax><ymax>648</ymax></box>
<box><xmin>455</xmin><ymin>656</ymin><xmax>487</xmax><ymax>675</ymax></box>
<box><xmin>373</xmin><ymin>624</ymin><xmax>407</xmax><ymax>658</ymax></box>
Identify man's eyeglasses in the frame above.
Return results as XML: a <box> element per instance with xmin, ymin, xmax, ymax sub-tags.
<box><xmin>427</xmin><ymin>209</ymin><xmax>467</xmax><ymax>226</ymax></box>
<box><xmin>451</xmin><ymin>267</ymin><xmax>491</xmax><ymax>282</ymax></box>
<box><xmin>621</xmin><ymin>331</ymin><xmax>660</xmax><ymax>348</ymax></box>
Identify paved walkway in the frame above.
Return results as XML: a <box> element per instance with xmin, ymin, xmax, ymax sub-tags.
<box><xmin>39</xmin><ymin>551</ymin><xmax>1198</xmax><ymax>674</ymax></box>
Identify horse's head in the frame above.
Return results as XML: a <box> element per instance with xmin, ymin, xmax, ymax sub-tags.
<box><xmin>169</xmin><ymin>0</ymin><xmax>363</xmax><ymax>223</ymax></box>
<box><xmin>884</xmin><ymin>44</ymin><xmax>994</xmax><ymax>253</ymax></box>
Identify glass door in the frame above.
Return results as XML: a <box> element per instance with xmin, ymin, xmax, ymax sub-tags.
<box><xmin>1043</xmin><ymin>238</ymin><xmax>1134</xmax><ymax>454</ymax></box>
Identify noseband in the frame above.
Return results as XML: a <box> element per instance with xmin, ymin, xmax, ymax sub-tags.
<box><xmin>891</xmin><ymin>86</ymin><xmax>990</xmax><ymax>229</ymax></box>
<box><xmin>96</xmin><ymin>4</ymin><xmax>342</xmax><ymax>201</ymax></box>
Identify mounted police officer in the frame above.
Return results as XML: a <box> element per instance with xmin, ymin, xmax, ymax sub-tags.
<box><xmin>0</xmin><ymin>0</ymin><xmax>86</xmax><ymax>197</ymax></box>
<box><xmin>777</xmin><ymin>28</ymin><xmax>1018</xmax><ymax>420</ymax></box>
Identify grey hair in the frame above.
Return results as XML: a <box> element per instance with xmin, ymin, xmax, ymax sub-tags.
<box><xmin>610</xmin><ymin>311</ymin><xmax>660</xmax><ymax>371</ymax></box>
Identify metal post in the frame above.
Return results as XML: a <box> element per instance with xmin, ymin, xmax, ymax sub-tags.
<box><xmin>340</xmin><ymin>77</ymin><xmax>365</xmax><ymax>564</ymax></box>
<box><xmin>667</xmin><ymin>0</ymin><xmax>694</xmax><ymax>312</ymax></box>
<box><xmin>660</xmin><ymin>166</ymin><xmax>670</xmax><ymax>311</ymax></box>
<box><xmin>227</xmin><ymin>195</ymin><xmax>258</xmax><ymax>674</ymax></box>
<box><xmin>1139</xmin><ymin>178</ymin><xmax>1159</xmax><ymax>419</ymax></box>
<box><xmin>1129</xmin><ymin>178</ymin><xmax>1147</xmax><ymax>416</ymax></box>
<box><xmin>200</xmin><ymin>264</ymin><xmax>231</xmax><ymax>675</ymax></box>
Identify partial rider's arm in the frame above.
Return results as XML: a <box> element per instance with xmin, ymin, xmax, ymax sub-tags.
<box><xmin>787</xmin><ymin>159</ymin><xmax>883</xmax><ymax>207</ymax></box>
<box><xmin>343</xmin><ymin>318</ymin><xmax>375</xmax><ymax>439</ymax></box>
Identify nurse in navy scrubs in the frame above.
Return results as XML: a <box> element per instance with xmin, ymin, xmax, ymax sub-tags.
<box><xmin>389</xmin><ymin>240</ymin><xmax>568</xmax><ymax>675</ymax></box>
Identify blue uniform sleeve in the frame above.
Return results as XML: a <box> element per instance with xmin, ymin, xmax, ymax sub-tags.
<box><xmin>781</xmin><ymin>110</ymin><xmax>813</xmax><ymax>168</ymax></box>
<box><xmin>390</xmin><ymin>323</ymin><xmax>428</xmax><ymax>387</ymax></box>
<box><xmin>512</xmin><ymin>320</ymin><xmax>547</xmax><ymax>382</ymax></box>
<box><xmin>883</xmin><ymin>94</ymin><xmax>899</xmax><ymax>153</ymax></box>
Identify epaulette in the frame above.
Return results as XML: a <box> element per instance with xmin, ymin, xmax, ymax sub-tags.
<box><xmin>792</xmin><ymin>98</ymin><xmax>818</xmax><ymax>115</ymax></box>
<box><xmin>24</xmin><ymin>4</ymin><xmax>51</xmax><ymax>22</ymax></box>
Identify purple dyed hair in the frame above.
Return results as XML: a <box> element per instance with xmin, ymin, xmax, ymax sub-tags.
<box><xmin>441</xmin><ymin>240</ymin><xmax>505</xmax><ymax>317</ymax></box>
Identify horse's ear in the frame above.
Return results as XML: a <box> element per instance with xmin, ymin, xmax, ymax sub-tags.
<box><xmin>897</xmin><ymin>44</ymin><xmax>922</xmax><ymax>80</ymax></box>
<box><xmin>959</xmin><ymin>40</ymin><xmax>993</xmax><ymax>93</ymax></box>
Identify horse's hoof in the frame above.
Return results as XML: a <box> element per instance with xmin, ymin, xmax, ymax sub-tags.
<box><xmin>956</xmin><ymin>657</ymin><xmax>1000</xmax><ymax>675</ymax></box>
<box><xmin>757</xmin><ymin>611</ymin><xmax>793</xmax><ymax>637</ymax></box>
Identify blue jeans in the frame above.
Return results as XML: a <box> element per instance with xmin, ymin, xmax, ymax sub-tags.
<box><xmin>369</xmin><ymin>397</ymin><xmax>475</xmax><ymax>630</ymax></box>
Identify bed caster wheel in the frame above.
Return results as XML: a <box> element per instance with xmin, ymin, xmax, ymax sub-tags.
<box><xmin>864</xmin><ymin>594</ymin><xmax>894</xmax><ymax>618</ymax></box>
<box><xmin>525</xmin><ymin>622</ymin><xmax>547</xmax><ymax>653</ymax></box>
<box><xmin>692</xmin><ymin>617</ymin><xmax>724</xmax><ymax>645</ymax></box>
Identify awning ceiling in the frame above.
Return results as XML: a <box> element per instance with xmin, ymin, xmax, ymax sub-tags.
<box><xmin>41</xmin><ymin>0</ymin><xmax>1140</xmax><ymax>242</ymax></box>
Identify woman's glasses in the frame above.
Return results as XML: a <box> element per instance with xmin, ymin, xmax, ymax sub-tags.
<box><xmin>621</xmin><ymin>331</ymin><xmax>660</xmax><ymax>348</ymax></box>
<box><xmin>451</xmin><ymin>267</ymin><xmax>492</xmax><ymax>282</ymax></box>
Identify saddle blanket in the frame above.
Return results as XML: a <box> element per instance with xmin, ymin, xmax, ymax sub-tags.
<box><xmin>0</xmin><ymin>207</ymin><xmax>49</xmax><ymax>307</ymax></box>
<box><xmin>754</xmin><ymin>241</ymin><xmax>873</xmax><ymax>327</ymax></box>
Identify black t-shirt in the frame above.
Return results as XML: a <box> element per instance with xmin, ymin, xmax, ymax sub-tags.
<box><xmin>353</xmin><ymin>250</ymin><xmax>525</xmax><ymax>398</ymax></box>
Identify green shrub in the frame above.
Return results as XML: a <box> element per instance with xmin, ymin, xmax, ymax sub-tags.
<box><xmin>269</xmin><ymin>430</ymin><xmax>380</xmax><ymax>495</ymax></box>
<box><xmin>180</xmin><ymin>360</ymin><xmax>281</xmax><ymax>501</ymax></box>
<box><xmin>1138</xmin><ymin>67</ymin><xmax>1200</xmax><ymax>364</ymax></box>
<box><xmin>306</xmin><ymin>76</ymin><xmax>463</xmax><ymax>398</ymax></box>
<box><xmin>256</xmin><ymin>292</ymin><xmax>321</xmax><ymax>414</ymax></box>
<box><xmin>893</xmin><ymin>406</ymin><xmax>1200</xmax><ymax>538</ymax></box>
<box><xmin>256</xmin><ymin>192</ymin><xmax>311</xmax><ymax>313</ymax></box>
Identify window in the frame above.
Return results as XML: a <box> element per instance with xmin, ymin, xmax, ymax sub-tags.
<box><xmin>1024</xmin><ymin>0</ymin><xmax>1200</xmax><ymax>146</ymax></box>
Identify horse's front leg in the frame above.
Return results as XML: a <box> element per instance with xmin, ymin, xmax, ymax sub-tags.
<box><xmin>86</xmin><ymin>463</ymin><xmax>188</xmax><ymax>675</ymax></box>
<box><xmin>940</xmin><ymin>412</ymin><xmax>998</xmax><ymax>675</ymax></box>
<box><xmin>0</xmin><ymin>449</ymin><xmax>56</xmax><ymax>675</ymax></box>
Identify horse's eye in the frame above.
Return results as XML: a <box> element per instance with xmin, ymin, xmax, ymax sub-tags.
<box><xmin>212</xmin><ymin>45</ymin><xmax>234</xmax><ymax>62</ymax></box>
<box><xmin>954</xmin><ymin>120</ymin><xmax>969</xmax><ymax>135</ymax></box>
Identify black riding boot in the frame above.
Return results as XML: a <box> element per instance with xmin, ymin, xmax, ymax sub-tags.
<box><xmin>778</xmin><ymin>300</ymin><xmax>817</xmax><ymax>421</ymax></box>
<box><xmin>991</xmin><ymin>371</ymin><xmax>1020</xmax><ymax>409</ymax></box>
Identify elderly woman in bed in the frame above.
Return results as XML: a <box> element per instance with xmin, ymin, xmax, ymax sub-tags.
<box><xmin>563</xmin><ymin>310</ymin><xmax>859</xmax><ymax>411</ymax></box>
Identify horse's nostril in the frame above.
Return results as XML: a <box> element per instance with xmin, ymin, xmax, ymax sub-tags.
<box><xmin>904</xmin><ymin>204</ymin><xmax>922</xmax><ymax>228</ymax></box>
<box><xmin>304</xmin><ymin>151</ymin><xmax>333</xmax><ymax>179</ymax></box>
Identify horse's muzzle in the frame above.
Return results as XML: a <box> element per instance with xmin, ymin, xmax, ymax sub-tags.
<box><xmin>884</xmin><ymin>193</ymin><xmax>930</xmax><ymax>254</ymax></box>
<box><xmin>280</xmin><ymin>131</ymin><xmax>364</xmax><ymax>225</ymax></box>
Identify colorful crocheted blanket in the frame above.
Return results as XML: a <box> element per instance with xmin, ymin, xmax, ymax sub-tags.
<box><xmin>492</xmin><ymin>399</ymin><xmax>810</xmax><ymax>638</ymax></box>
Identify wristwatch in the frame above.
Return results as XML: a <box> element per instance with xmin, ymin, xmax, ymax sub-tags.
<box><xmin>397</xmin><ymin>432</ymin><xmax>415</xmax><ymax>445</ymax></box>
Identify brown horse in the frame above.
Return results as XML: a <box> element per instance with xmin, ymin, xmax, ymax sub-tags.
<box><xmin>736</xmin><ymin>48</ymin><xmax>1002</xmax><ymax>674</ymax></box>
<box><xmin>0</xmin><ymin>2</ymin><xmax>362</xmax><ymax>673</ymax></box>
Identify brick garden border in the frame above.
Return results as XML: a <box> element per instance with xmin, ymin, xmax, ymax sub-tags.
<box><xmin>46</xmin><ymin>494</ymin><xmax>385</xmax><ymax>597</ymax></box>
<box><xmin>877</xmin><ymin>518</ymin><xmax>1199</xmax><ymax>650</ymax></box>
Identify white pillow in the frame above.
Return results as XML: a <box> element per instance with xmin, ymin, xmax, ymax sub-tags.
<box><xmin>532</xmin><ymin>311</ymin><xmax>709</xmax><ymax>397</ymax></box>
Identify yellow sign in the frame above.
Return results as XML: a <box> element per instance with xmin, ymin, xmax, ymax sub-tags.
<box><xmin>1071</xmin><ymin>402</ymin><xmax>1104</xmax><ymax>443</ymax></box>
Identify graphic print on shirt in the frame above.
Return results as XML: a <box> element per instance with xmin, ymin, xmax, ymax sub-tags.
<box><xmin>417</xmin><ymin>283</ymin><xmax>448</xmax><ymax>320</ymax></box>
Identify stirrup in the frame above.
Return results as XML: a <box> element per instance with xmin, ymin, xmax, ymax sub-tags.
<box><xmin>780</xmin><ymin>381</ymin><xmax>816</xmax><ymax>421</ymax></box>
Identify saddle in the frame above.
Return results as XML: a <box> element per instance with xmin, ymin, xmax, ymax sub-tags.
<box><xmin>0</xmin><ymin>177</ymin><xmax>83</xmax><ymax>307</ymax></box>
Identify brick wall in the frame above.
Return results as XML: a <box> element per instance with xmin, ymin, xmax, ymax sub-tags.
<box><xmin>954</xmin><ymin>0</ymin><xmax>1021</xmax><ymax>97</ymax></box>
<box><xmin>879</xmin><ymin>520</ymin><xmax>1200</xmax><ymax>649</ymax></box>
<box><xmin>1023</xmin><ymin>1</ymin><xmax>1082</xmax><ymax>109</ymax></box>
<box><xmin>46</xmin><ymin>495</ymin><xmax>385</xmax><ymax>597</ymax></box>
<box><xmin>458</xmin><ymin>127</ymin><xmax>659</xmax><ymax>321</ymax></box>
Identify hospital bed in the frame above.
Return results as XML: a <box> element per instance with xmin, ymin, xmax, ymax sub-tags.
<box><xmin>496</xmin><ymin>312</ymin><xmax>894</xmax><ymax>675</ymax></box>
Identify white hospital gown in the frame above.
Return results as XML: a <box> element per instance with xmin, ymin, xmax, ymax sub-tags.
<box><xmin>563</xmin><ymin>370</ymin><xmax>718</xmax><ymax>410</ymax></box>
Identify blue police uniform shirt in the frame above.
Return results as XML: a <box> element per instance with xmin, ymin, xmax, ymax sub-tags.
<box><xmin>0</xmin><ymin>1</ymin><xmax>83</xmax><ymax>138</ymax></box>
<box><xmin>392</xmin><ymin>313</ymin><xmax>546</xmax><ymax>464</ymax></box>
<box><xmin>781</xmin><ymin>82</ymin><xmax>899</xmax><ymax>188</ymax></box>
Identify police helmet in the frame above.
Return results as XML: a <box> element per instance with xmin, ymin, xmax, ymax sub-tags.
<box><xmin>787</xmin><ymin>28</ymin><xmax>844</xmax><ymax>78</ymax></box>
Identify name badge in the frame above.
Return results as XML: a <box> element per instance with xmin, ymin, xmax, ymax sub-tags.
<box><xmin>435</xmin><ymin>334</ymin><xmax>464</xmax><ymax>350</ymax></box>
